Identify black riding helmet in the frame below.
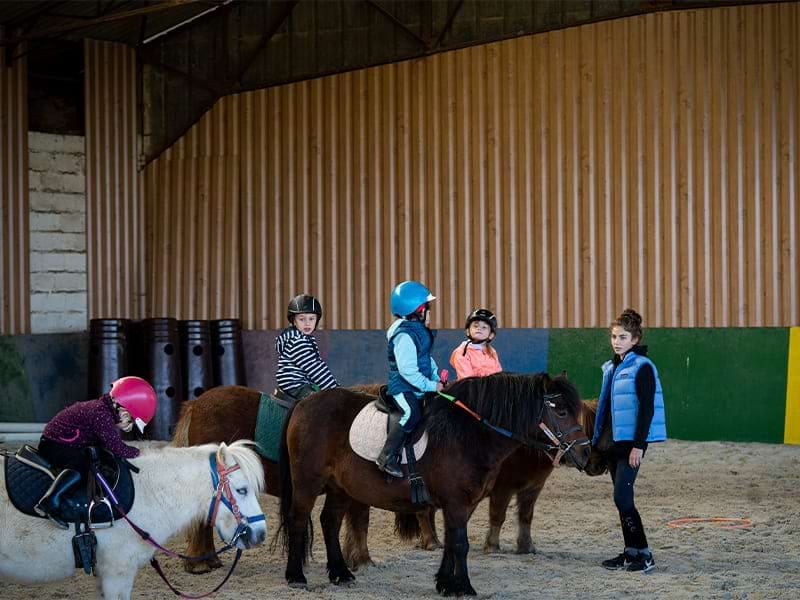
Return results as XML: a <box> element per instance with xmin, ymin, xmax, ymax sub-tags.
<box><xmin>465</xmin><ymin>308</ymin><xmax>497</xmax><ymax>333</ymax></box>
<box><xmin>287</xmin><ymin>294</ymin><xmax>323</xmax><ymax>324</ymax></box>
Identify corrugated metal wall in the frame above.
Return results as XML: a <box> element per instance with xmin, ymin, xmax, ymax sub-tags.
<box><xmin>143</xmin><ymin>104</ymin><xmax>241</xmax><ymax>319</ymax></box>
<box><xmin>142</xmin><ymin>3</ymin><xmax>800</xmax><ymax>329</ymax></box>
<box><xmin>0</xmin><ymin>27</ymin><xmax>30</xmax><ymax>335</ymax></box>
<box><xmin>84</xmin><ymin>40</ymin><xmax>144</xmax><ymax>319</ymax></box>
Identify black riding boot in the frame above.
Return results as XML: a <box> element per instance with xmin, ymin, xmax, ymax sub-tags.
<box><xmin>376</xmin><ymin>418</ymin><xmax>407</xmax><ymax>479</ymax></box>
<box><xmin>35</xmin><ymin>468</ymin><xmax>81</xmax><ymax>528</ymax></box>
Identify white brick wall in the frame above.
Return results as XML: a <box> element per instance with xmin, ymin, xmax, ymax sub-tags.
<box><xmin>29</xmin><ymin>132</ymin><xmax>88</xmax><ymax>334</ymax></box>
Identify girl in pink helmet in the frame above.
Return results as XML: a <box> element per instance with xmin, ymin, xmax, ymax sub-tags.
<box><xmin>35</xmin><ymin>376</ymin><xmax>157</xmax><ymax>527</ymax></box>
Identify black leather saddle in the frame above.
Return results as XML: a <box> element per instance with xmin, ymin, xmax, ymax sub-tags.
<box><xmin>4</xmin><ymin>445</ymin><xmax>136</xmax><ymax>527</ymax></box>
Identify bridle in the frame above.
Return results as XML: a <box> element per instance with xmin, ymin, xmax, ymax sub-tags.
<box><xmin>536</xmin><ymin>393</ymin><xmax>591</xmax><ymax>470</ymax></box>
<box><xmin>205</xmin><ymin>453</ymin><xmax>265</xmax><ymax>547</ymax></box>
<box><xmin>95</xmin><ymin>451</ymin><xmax>266</xmax><ymax>599</ymax></box>
<box><xmin>437</xmin><ymin>389</ymin><xmax>591</xmax><ymax>471</ymax></box>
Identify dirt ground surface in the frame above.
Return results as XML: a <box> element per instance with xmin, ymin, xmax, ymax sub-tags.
<box><xmin>2</xmin><ymin>439</ymin><xmax>799</xmax><ymax>599</ymax></box>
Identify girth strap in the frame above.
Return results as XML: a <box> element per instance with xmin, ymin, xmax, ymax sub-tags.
<box><xmin>404</xmin><ymin>441</ymin><xmax>431</xmax><ymax>506</ymax></box>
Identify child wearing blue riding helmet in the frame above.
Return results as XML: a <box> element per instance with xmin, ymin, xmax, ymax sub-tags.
<box><xmin>376</xmin><ymin>280</ymin><xmax>443</xmax><ymax>478</ymax></box>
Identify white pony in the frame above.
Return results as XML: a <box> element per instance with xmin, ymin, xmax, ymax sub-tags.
<box><xmin>0</xmin><ymin>440</ymin><xmax>266</xmax><ymax>600</ymax></box>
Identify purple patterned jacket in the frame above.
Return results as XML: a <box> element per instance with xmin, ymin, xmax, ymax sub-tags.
<box><xmin>41</xmin><ymin>394</ymin><xmax>140</xmax><ymax>459</ymax></box>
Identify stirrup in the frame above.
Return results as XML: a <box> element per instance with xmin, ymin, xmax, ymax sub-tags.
<box><xmin>88</xmin><ymin>497</ymin><xmax>114</xmax><ymax>529</ymax></box>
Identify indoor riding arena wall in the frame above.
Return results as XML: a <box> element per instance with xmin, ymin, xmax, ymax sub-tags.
<box><xmin>2</xmin><ymin>326</ymin><xmax>798</xmax><ymax>445</ymax></box>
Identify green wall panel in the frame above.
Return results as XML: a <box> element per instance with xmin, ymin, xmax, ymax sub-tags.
<box><xmin>546</xmin><ymin>328</ymin><xmax>609</xmax><ymax>402</ymax></box>
<box><xmin>0</xmin><ymin>334</ymin><xmax>88</xmax><ymax>423</ymax></box>
<box><xmin>548</xmin><ymin>328</ymin><xmax>790</xmax><ymax>443</ymax></box>
<box><xmin>0</xmin><ymin>336</ymin><xmax>35</xmax><ymax>422</ymax></box>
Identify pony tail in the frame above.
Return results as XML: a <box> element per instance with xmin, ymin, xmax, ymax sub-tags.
<box><xmin>394</xmin><ymin>513</ymin><xmax>422</xmax><ymax>540</ymax></box>
<box><xmin>170</xmin><ymin>400</ymin><xmax>194</xmax><ymax>446</ymax></box>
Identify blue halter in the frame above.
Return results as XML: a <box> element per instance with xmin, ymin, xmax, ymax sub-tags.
<box><xmin>206</xmin><ymin>453</ymin><xmax>266</xmax><ymax>545</ymax></box>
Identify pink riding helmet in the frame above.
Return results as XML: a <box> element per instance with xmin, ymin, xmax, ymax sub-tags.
<box><xmin>110</xmin><ymin>376</ymin><xmax>157</xmax><ymax>434</ymax></box>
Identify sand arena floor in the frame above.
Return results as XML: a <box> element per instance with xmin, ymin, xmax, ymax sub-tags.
<box><xmin>1</xmin><ymin>439</ymin><xmax>799</xmax><ymax>599</ymax></box>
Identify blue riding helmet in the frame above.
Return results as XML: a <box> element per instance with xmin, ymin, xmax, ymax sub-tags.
<box><xmin>390</xmin><ymin>280</ymin><xmax>436</xmax><ymax>317</ymax></box>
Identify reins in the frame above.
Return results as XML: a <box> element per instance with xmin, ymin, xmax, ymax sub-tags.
<box><xmin>148</xmin><ymin>551</ymin><xmax>243</xmax><ymax>600</ymax></box>
<box><xmin>436</xmin><ymin>384</ymin><xmax>589</xmax><ymax>468</ymax></box>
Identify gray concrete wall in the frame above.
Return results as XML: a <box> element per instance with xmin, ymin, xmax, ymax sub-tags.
<box><xmin>28</xmin><ymin>132</ymin><xmax>87</xmax><ymax>333</ymax></box>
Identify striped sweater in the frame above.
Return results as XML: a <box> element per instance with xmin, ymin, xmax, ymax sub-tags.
<box><xmin>275</xmin><ymin>326</ymin><xmax>338</xmax><ymax>392</ymax></box>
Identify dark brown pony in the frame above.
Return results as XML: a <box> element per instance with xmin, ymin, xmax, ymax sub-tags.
<box><xmin>278</xmin><ymin>372</ymin><xmax>591</xmax><ymax>596</ymax></box>
<box><xmin>171</xmin><ymin>385</ymin><xmax>375</xmax><ymax>574</ymax></box>
<box><xmin>380</xmin><ymin>399</ymin><xmax>606</xmax><ymax>559</ymax></box>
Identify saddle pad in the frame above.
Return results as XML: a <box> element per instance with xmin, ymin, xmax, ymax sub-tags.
<box><xmin>254</xmin><ymin>392</ymin><xmax>289</xmax><ymax>462</ymax></box>
<box><xmin>3</xmin><ymin>456</ymin><xmax>135</xmax><ymax>525</ymax></box>
<box><xmin>349</xmin><ymin>402</ymin><xmax>428</xmax><ymax>464</ymax></box>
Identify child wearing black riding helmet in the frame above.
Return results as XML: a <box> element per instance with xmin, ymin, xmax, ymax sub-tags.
<box><xmin>593</xmin><ymin>308</ymin><xmax>667</xmax><ymax>573</ymax></box>
<box><xmin>275</xmin><ymin>293</ymin><xmax>338</xmax><ymax>402</ymax></box>
<box><xmin>450</xmin><ymin>308</ymin><xmax>503</xmax><ymax>379</ymax></box>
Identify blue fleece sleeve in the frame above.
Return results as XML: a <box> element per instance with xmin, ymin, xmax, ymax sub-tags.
<box><xmin>393</xmin><ymin>333</ymin><xmax>439</xmax><ymax>392</ymax></box>
<box><xmin>430</xmin><ymin>357</ymin><xmax>440</xmax><ymax>380</ymax></box>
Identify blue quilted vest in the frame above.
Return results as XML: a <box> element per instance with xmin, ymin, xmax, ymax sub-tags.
<box><xmin>387</xmin><ymin>320</ymin><xmax>434</xmax><ymax>395</ymax></box>
<box><xmin>592</xmin><ymin>352</ymin><xmax>667</xmax><ymax>445</ymax></box>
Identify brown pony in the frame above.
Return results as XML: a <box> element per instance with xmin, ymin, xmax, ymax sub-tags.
<box><xmin>278</xmin><ymin>372</ymin><xmax>591</xmax><ymax>596</ymax></box>
<box><xmin>171</xmin><ymin>385</ymin><xmax>376</xmax><ymax>574</ymax></box>
<box><xmin>379</xmin><ymin>399</ymin><xmax>606</xmax><ymax>559</ymax></box>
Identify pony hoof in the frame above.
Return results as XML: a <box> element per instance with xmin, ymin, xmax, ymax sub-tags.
<box><xmin>349</xmin><ymin>558</ymin><xmax>374</xmax><ymax>572</ymax></box>
<box><xmin>183</xmin><ymin>562</ymin><xmax>212</xmax><ymax>575</ymax></box>
<box><xmin>329</xmin><ymin>568</ymin><xmax>356</xmax><ymax>585</ymax></box>
<box><xmin>287</xmin><ymin>572</ymin><xmax>308</xmax><ymax>589</ymax></box>
<box><xmin>515</xmin><ymin>544</ymin><xmax>536</xmax><ymax>555</ymax></box>
<box><xmin>483</xmin><ymin>543</ymin><xmax>501</xmax><ymax>554</ymax></box>
<box><xmin>288</xmin><ymin>581</ymin><xmax>309</xmax><ymax>590</ymax></box>
<box><xmin>436</xmin><ymin>576</ymin><xmax>477</xmax><ymax>596</ymax></box>
<box><xmin>417</xmin><ymin>541</ymin><xmax>442</xmax><ymax>551</ymax></box>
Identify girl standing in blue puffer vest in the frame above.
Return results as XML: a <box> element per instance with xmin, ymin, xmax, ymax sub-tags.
<box><xmin>592</xmin><ymin>308</ymin><xmax>666</xmax><ymax>573</ymax></box>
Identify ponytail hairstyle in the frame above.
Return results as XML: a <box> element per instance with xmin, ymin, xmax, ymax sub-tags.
<box><xmin>611</xmin><ymin>308</ymin><xmax>643</xmax><ymax>343</ymax></box>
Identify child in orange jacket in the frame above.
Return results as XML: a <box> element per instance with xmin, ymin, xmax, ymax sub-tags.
<box><xmin>450</xmin><ymin>308</ymin><xmax>502</xmax><ymax>379</ymax></box>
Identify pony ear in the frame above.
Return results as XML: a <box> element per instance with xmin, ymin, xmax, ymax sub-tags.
<box><xmin>216</xmin><ymin>442</ymin><xmax>229</xmax><ymax>464</ymax></box>
<box><xmin>560</xmin><ymin>369</ymin><xmax>569</xmax><ymax>379</ymax></box>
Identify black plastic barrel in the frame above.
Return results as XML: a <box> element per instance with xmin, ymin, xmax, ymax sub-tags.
<box><xmin>141</xmin><ymin>318</ymin><xmax>183</xmax><ymax>440</ymax></box>
<box><xmin>88</xmin><ymin>319</ymin><xmax>131</xmax><ymax>399</ymax></box>
<box><xmin>211</xmin><ymin>319</ymin><xmax>246</xmax><ymax>386</ymax></box>
<box><xmin>179</xmin><ymin>320</ymin><xmax>214</xmax><ymax>400</ymax></box>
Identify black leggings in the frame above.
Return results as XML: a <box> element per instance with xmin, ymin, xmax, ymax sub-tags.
<box><xmin>606</xmin><ymin>447</ymin><xmax>649</xmax><ymax>551</ymax></box>
<box><xmin>38</xmin><ymin>437</ymin><xmax>90</xmax><ymax>477</ymax></box>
